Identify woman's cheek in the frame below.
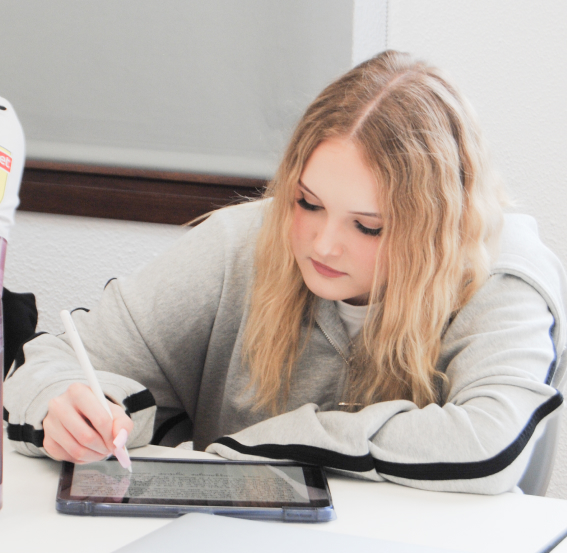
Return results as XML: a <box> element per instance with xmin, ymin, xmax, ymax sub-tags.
<box><xmin>355</xmin><ymin>237</ymin><xmax>383</xmax><ymax>284</ymax></box>
<box><xmin>291</xmin><ymin>205</ymin><xmax>307</xmax><ymax>255</ymax></box>
<box><xmin>292</xmin><ymin>205</ymin><xmax>315</xmax><ymax>243</ymax></box>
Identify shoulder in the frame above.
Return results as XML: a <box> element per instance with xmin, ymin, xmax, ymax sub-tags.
<box><xmin>459</xmin><ymin>214</ymin><xmax>567</xmax><ymax>383</ymax></box>
<box><xmin>162</xmin><ymin>199</ymin><xmax>269</xmax><ymax>265</ymax></box>
<box><xmin>491</xmin><ymin>214</ymin><xmax>567</xmax><ymax>347</ymax></box>
<box><xmin>121</xmin><ymin>199</ymin><xmax>270</xmax><ymax>297</ymax></box>
<box><xmin>493</xmin><ymin>214</ymin><xmax>564</xmax><ymax>288</ymax></box>
<box><xmin>206</xmin><ymin>198</ymin><xmax>268</xmax><ymax>229</ymax></box>
<box><xmin>190</xmin><ymin>199</ymin><xmax>268</xmax><ymax>248</ymax></box>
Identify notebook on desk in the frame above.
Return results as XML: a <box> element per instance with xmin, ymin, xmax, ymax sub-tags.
<box><xmin>112</xmin><ymin>512</ymin><xmax>464</xmax><ymax>553</ymax></box>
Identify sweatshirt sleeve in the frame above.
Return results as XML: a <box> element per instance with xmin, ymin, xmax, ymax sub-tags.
<box><xmin>3</xmin><ymin>205</ymin><xmax>249</xmax><ymax>458</ymax></box>
<box><xmin>207</xmin><ymin>274</ymin><xmax>563</xmax><ymax>494</ymax></box>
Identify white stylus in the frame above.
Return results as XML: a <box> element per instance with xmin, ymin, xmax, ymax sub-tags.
<box><xmin>60</xmin><ymin>309</ymin><xmax>132</xmax><ymax>472</ymax></box>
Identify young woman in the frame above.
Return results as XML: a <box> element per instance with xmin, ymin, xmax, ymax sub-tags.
<box><xmin>5</xmin><ymin>51</ymin><xmax>566</xmax><ymax>494</ymax></box>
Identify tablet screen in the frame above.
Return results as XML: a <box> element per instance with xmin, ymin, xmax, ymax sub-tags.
<box><xmin>58</xmin><ymin>458</ymin><xmax>331</xmax><ymax>509</ymax></box>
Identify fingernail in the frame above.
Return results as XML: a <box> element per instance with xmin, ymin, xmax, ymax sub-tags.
<box><xmin>113</xmin><ymin>428</ymin><xmax>128</xmax><ymax>449</ymax></box>
<box><xmin>114</xmin><ymin>445</ymin><xmax>132</xmax><ymax>471</ymax></box>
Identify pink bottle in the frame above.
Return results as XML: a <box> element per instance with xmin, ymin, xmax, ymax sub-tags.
<box><xmin>0</xmin><ymin>96</ymin><xmax>26</xmax><ymax>509</ymax></box>
<box><xmin>0</xmin><ymin>237</ymin><xmax>5</xmax><ymax>508</ymax></box>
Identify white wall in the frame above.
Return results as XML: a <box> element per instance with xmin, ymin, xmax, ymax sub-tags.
<box><xmin>0</xmin><ymin>1</ymin><xmax>353</xmax><ymax>178</ymax></box>
<box><xmin>3</xmin><ymin>212</ymin><xmax>186</xmax><ymax>334</ymax></box>
<box><xmin>352</xmin><ymin>0</ymin><xmax>388</xmax><ymax>65</ymax></box>
<box><xmin>388</xmin><ymin>0</ymin><xmax>567</xmax><ymax>499</ymax></box>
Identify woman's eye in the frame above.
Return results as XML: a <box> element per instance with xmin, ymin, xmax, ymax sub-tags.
<box><xmin>297</xmin><ymin>197</ymin><xmax>321</xmax><ymax>211</ymax></box>
<box><xmin>355</xmin><ymin>221</ymin><xmax>382</xmax><ymax>237</ymax></box>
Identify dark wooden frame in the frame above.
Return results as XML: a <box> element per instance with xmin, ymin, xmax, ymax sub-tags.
<box><xmin>18</xmin><ymin>160</ymin><xmax>268</xmax><ymax>225</ymax></box>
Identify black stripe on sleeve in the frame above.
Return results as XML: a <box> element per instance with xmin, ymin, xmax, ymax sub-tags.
<box><xmin>545</xmin><ymin>321</ymin><xmax>558</xmax><ymax>385</ymax></box>
<box><xmin>151</xmin><ymin>412</ymin><xmax>191</xmax><ymax>445</ymax></box>
<box><xmin>123</xmin><ymin>389</ymin><xmax>156</xmax><ymax>415</ymax></box>
<box><xmin>373</xmin><ymin>392</ymin><xmax>563</xmax><ymax>480</ymax></box>
<box><xmin>213</xmin><ymin>391</ymin><xmax>563</xmax><ymax>481</ymax></box>
<box><xmin>6</xmin><ymin>421</ymin><xmax>45</xmax><ymax>449</ymax></box>
<box><xmin>214</xmin><ymin>437</ymin><xmax>376</xmax><ymax>472</ymax></box>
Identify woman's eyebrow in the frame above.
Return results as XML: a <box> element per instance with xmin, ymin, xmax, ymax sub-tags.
<box><xmin>298</xmin><ymin>179</ymin><xmax>382</xmax><ymax>218</ymax></box>
<box><xmin>298</xmin><ymin>180</ymin><xmax>321</xmax><ymax>200</ymax></box>
<box><xmin>350</xmin><ymin>210</ymin><xmax>382</xmax><ymax>218</ymax></box>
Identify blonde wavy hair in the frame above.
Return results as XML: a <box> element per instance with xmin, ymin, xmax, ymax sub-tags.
<box><xmin>243</xmin><ymin>50</ymin><xmax>505</xmax><ymax>414</ymax></box>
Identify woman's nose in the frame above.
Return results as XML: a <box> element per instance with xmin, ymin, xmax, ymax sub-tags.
<box><xmin>313</xmin><ymin>220</ymin><xmax>343</xmax><ymax>257</ymax></box>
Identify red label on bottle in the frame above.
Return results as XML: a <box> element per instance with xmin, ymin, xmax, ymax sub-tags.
<box><xmin>0</xmin><ymin>150</ymin><xmax>11</xmax><ymax>173</ymax></box>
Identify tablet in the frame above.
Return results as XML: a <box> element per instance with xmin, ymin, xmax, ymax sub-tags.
<box><xmin>56</xmin><ymin>457</ymin><xmax>335</xmax><ymax>522</ymax></box>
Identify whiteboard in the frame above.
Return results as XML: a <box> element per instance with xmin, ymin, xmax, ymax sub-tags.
<box><xmin>0</xmin><ymin>1</ymin><xmax>356</xmax><ymax>179</ymax></box>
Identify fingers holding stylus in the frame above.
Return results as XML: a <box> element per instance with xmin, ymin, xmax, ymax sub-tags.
<box><xmin>43</xmin><ymin>382</ymin><xmax>131</xmax><ymax>464</ymax></box>
<box><xmin>44</xmin><ymin>383</ymin><xmax>111</xmax><ymax>462</ymax></box>
<box><xmin>59</xmin><ymin>310</ymin><xmax>133</xmax><ymax>470</ymax></box>
<box><xmin>43</xmin><ymin>419</ymin><xmax>107</xmax><ymax>464</ymax></box>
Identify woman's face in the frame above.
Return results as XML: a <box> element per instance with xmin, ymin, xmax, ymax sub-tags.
<box><xmin>291</xmin><ymin>138</ymin><xmax>384</xmax><ymax>306</ymax></box>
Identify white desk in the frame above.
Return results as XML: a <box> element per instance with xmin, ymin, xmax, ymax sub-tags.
<box><xmin>2</xmin><ymin>441</ymin><xmax>567</xmax><ymax>553</ymax></box>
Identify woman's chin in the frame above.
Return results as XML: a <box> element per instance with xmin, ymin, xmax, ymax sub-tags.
<box><xmin>303</xmin><ymin>280</ymin><xmax>363</xmax><ymax>304</ymax></box>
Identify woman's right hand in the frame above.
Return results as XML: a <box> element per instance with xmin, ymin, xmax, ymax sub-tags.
<box><xmin>43</xmin><ymin>382</ymin><xmax>134</xmax><ymax>464</ymax></box>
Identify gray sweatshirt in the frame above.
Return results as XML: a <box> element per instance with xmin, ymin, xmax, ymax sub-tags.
<box><xmin>4</xmin><ymin>200</ymin><xmax>566</xmax><ymax>494</ymax></box>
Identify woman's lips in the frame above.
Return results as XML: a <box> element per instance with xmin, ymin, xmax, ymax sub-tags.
<box><xmin>311</xmin><ymin>259</ymin><xmax>347</xmax><ymax>278</ymax></box>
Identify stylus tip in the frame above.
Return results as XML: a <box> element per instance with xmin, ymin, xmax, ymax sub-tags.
<box><xmin>114</xmin><ymin>444</ymin><xmax>132</xmax><ymax>471</ymax></box>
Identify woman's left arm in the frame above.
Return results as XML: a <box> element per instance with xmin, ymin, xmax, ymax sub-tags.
<box><xmin>208</xmin><ymin>274</ymin><xmax>562</xmax><ymax>494</ymax></box>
